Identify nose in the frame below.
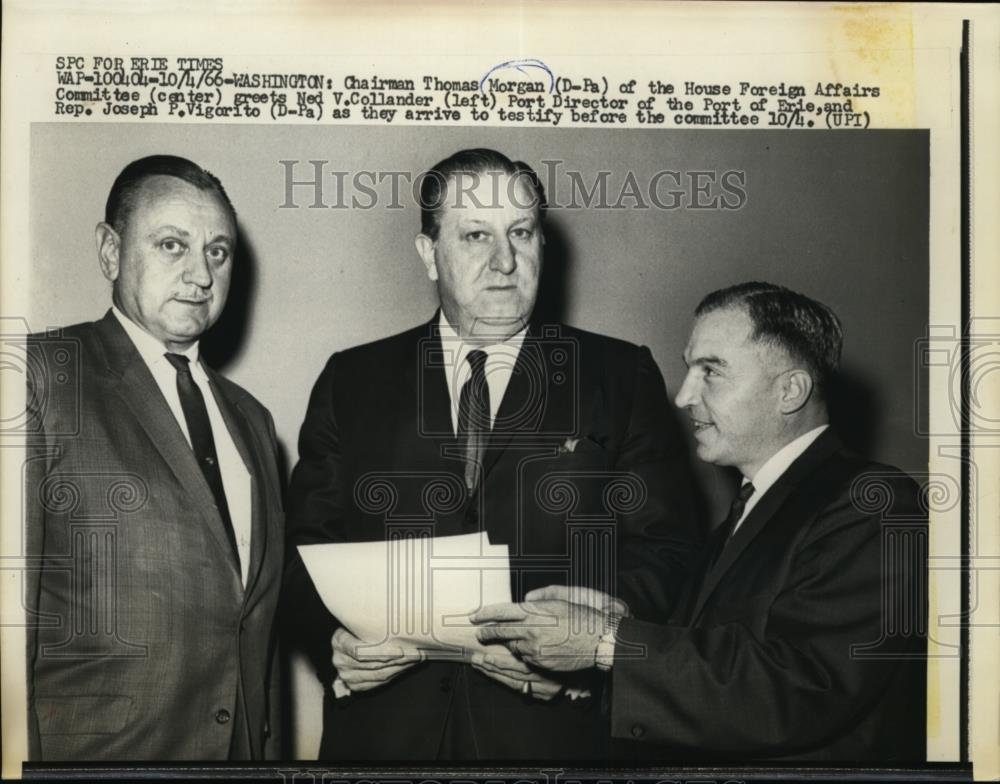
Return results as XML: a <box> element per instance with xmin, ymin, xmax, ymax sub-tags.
<box><xmin>489</xmin><ymin>237</ymin><xmax>517</xmax><ymax>275</ymax></box>
<box><xmin>183</xmin><ymin>250</ymin><xmax>212</xmax><ymax>289</ymax></box>
<box><xmin>674</xmin><ymin>369</ymin><xmax>699</xmax><ymax>409</ymax></box>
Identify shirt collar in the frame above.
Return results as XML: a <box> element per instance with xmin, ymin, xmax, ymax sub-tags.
<box><xmin>437</xmin><ymin>310</ymin><xmax>528</xmax><ymax>367</ymax></box>
<box><xmin>744</xmin><ymin>424</ymin><xmax>830</xmax><ymax>497</ymax></box>
<box><xmin>111</xmin><ymin>305</ymin><xmax>201</xmax><ymax>369</ymax></box>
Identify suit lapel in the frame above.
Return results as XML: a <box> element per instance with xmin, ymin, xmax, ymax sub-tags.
<box><xmin>205</xmin><ymin>372</ymin><xmax>269</xmax><ymax>597</ymax></box>
<box><xmin>95</xmin><ymin>312</ymin><xmax>241</xmax><ymax>578</ymax></box>
<box><xmin>690</xmin><ymin>429</ymin><xmax>844</xmax><ymax>622</ymax></box>
<box><xmin>416</xmin><ymin>318</ymin><xmax>457</xmax><ymax>447</ymax></box>
<box><xmin>481</xmin><ymin>325</ymin><xmax>569</xmax><ymax>479</ymax></box>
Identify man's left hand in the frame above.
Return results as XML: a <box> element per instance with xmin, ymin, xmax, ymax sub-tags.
<box><xmin>470</xmin><ymin>600</ymin><xmax>605</xmax><ymax>672</ymax></box>
<box><xmin>470</xmin><ymin>648</ymin><xmax>564</xmax><ymax>700</ymax></box>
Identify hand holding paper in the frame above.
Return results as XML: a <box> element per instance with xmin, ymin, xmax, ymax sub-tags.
<box><xmin>471</xmin><ymin>599</ymin><xmax>606</xmax><ymax>672</ymax></box>
<box><xmin>298</xmin><ymin>532</ymin><xmax>512</xmax><ymax>659</ymax></box>
<box><xmin>331</xmin><ymin>627</ymin><xmax>424</xmax><ymax>693</ymax></box>
<box><xmin>525</xmin><ymin>584</ymin><xmax>629</xmax><ymax>618</ymax></box>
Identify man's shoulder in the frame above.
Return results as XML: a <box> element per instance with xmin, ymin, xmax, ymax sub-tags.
<box><xmin>300</xmin><ymin>321</ymin><xmax>430</xmax><ymax>395</ymax></box>
<box><xmin>317</xmin><ymin>319</ymin><xmax>446</xmax><ymax>381</ymax></box>
<box><xmin>796</xmin><ymin>435</ymin><xmax>924</xmax><ymax>518</ymax></box>
<box><xmin>317</xmin><ymin>320</ymin><xmax>653</xmax><ymax>381</ymax></box>
<box><xmin>28</xmin><ymin>318</ymin><xmax>102</xmax><ymax>346</ymax></box>
<box><xmin>539</xmin><ymin>323</ymin><xmax>649</xmax><ymax>366</ymax></box>
<box><xmin>831</xmin><ymin>443</ymin><xmax>920</xmax><ymax>491</ymax></box>
<box><xmin>26</xmin><ymin>318</ymin><xmax>109</xmax><ymax>381</ymax></box>
<box><xmin>543</xmin><ymin>322</ymin><xmax>640</xmax><ymax>349</ymax></box>
<box><xmin>338</xmin><ymin>321</ymin><xmax>430</xmax><ymax>359</ymax></box>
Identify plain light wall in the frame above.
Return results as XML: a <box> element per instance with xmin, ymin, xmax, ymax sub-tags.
<box><xmin>29</xmin><ymin>123</ymin><xmax>929</xmax><ymax>756</ymax></box>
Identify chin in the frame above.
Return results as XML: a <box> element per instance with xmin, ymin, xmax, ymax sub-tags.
<box><xmin>164</xmin><ymin>321</ymin><xmax>208</xmax><ymax>341</ymax></box>
<box><xmin>475</xmin><ymin>306</ymin><xmax>528</xmax><ymax>324</ymax></box>
<box><xmin>696</xmin><ymin>443</ymin><xmax>722</xmax><ymax>464</ymax></box>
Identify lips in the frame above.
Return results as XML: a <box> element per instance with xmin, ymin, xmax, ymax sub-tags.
<box><xmin>690</xmin><ymin>417</ymin><xmax>714</xmax><ymax>433</ymax></box>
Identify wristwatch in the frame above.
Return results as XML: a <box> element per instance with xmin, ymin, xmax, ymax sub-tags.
<box><xmin>594</xmin><ymin>612</ymin><xmax>621</xmax><ymax>671</ymax></box>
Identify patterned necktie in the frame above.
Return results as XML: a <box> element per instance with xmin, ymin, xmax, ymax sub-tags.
<box><xmin>457</xmin><ymin>349</ymin><xmax>490</xmax><ymax>494</ymax></box>
<box><xmin>164</xmin><ymin>353</ymin><xmax>239</xmax><ymax>562</ymax></box>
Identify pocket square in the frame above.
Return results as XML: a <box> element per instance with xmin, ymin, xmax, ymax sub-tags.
<box><xmin>559</xmin><ymin>435</ymin><xmax>604</xmax><ymax>455</ymax></box>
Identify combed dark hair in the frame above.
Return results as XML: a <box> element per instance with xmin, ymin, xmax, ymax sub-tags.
<box><xmin>104</xmin><ymin>155</ymin><xmax>236</xmax><ymax>235</ymax></box>
<box><xmin>418</xmin><ymin>148</ymin><xmax>546</xmax><ymax>240</ymax></box>
<box><xmin>696</xmin><ymin>281</ymin><xmax>843</xmax><ymax>398</ymax></box>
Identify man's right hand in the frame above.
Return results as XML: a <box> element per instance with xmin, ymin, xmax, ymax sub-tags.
<box><xmin>332</xmin><ymin>627</ymin><xmax>424</xmax><ymax>694</ymax></box>
<box><xmin>525</xmin><ymin>585</ymin><xmax>630</xmax><ymax>617</ymax></box>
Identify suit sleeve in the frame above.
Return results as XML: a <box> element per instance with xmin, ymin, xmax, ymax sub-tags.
<box><xmin>23</xmin><ymin>338</ymin><xmax>48</xmax><ymax>760</ymax></box>
<box><xmin>261</xmin><ymin>408</ymin><xmax>285</xmax><ymax>759</ymax></box>
<box><xmin>610</xmin><ymin>475</ymin><xmax>924</xmax><ymax>755</ymax></box>
<box><xmin>613</xmin><ymin>346</ymin><xmax>705</xmax><ymax>622</ymax></box>
<box><xmin>280</xmin><ymin>355</ymin><xmax>345</xmax><ymax>684</ymax></box>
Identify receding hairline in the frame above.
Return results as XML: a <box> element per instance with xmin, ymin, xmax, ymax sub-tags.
<box><xmin>117</xmin><ymin>174</ymin><xmax>237</xmax><ymax>228</ymax></box>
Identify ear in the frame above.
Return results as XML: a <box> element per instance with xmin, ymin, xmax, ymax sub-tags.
<box><xmin>415</xmin><ymin>233</ymin><xmax>439</xmax><ymax>282</ymax></box>
<box><xmin>777</xmin><ymin>368</ymin><xmax>814</xmax><ymax>414</ymax></box>
<box><xmin>95</xmin><ymin>222</ymin><xmax>121</xmax><ymax>282</ymax></box>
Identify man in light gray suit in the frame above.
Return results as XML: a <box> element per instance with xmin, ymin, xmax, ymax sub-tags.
<box><xmin>25</xmin><ymin>155</ymin><xmax>284</xmax><ymax>761</ymax></box>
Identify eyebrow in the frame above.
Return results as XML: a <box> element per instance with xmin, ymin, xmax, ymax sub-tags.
<box><xmin>683</xmin><ymin>354</ymin><xmax>728</xmax><ymax>368</ymax></box>
<box><xmin>149</xmin><ymin>225</ymin><xmax>233</xmax><ymax>244</ymax></box>
<box><xmin>457</xmin><ymin>215</ymin><xmax>535</xmax><ymax>226</ymax></box>
<box><xmin>151</xmin><ymin>225</ymin><xmax>191</xmax><ymax>238</ymax></box>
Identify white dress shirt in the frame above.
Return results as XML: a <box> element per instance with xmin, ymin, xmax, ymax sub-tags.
<box><xmin>112</xmin><ymin>306</ymin><xmax>253</xmax><ymax>587</ymax></box>
<box><xmin>437</xmin><ymin>311</ymin><xmax>528</xmax><ymax>435</ymax></box>
<box><xmin>732</xmin><ymin>424</ymin><xmax>829</xmax><ymax>535</ymax></box>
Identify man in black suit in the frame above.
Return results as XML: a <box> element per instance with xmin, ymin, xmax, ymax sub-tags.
<box><xmin>474</xmin><ymin>282</ymin><xmax>927</xmax><ymax>762</ymax></box>
<box><xmin>282</xmin><ymin>148</ymin><xmax>702</xmax><ymax>760</ymax></box>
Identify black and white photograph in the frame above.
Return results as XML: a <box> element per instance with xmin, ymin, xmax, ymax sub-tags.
<box><xmin>2</xmin><ymin>2</ymin><xmax>997</xmax><ymax>782</ymax></box>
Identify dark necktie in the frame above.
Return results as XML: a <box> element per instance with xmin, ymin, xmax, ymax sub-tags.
<box><xmin>712</xmin><ymin>481</ymin><xmax>756</xmax><ymax>565</ymax></box>
<box><xmin>164</xmin><ymin>353</ymin><xmax>240</xmax><ymax>562</ymax></box>
<box><xmin>457</xmin><ymin>349</ymin><xmax>491</xmax><ymax>494</ymax></box>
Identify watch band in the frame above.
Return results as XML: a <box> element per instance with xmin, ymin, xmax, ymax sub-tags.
<box><xmin>594</xmin><ymin>613</ymin><xmax>621</xmax><ymax>671</ymax></box>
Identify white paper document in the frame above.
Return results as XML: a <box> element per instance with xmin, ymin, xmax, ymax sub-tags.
<box><xmin>298</xmin><ymin>532</ymin><xmax>511</xmax><ymax>659</ymax></box>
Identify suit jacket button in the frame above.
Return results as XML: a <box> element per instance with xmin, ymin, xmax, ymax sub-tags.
<box><xmin>631</xmin><ymin>724</ymin><xmax>645</xmax><ymax>739</ymax></box>
<box><xmin>440</xmin><ymin>676</ymin><xmax>452</xmax><ymax>693</ymax></box>
<box><xmin>215</xmin><ymin>709</ymin><xmax>231</xmax><ymax>724</ymax></box>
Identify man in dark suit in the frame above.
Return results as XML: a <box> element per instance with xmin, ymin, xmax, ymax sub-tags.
<box><xmin>25</xmin><ymin>155</ymin><xmax>284</xmax><ymax>760</ymax></box>
<box><xmin>473</xmin><ymin>282</ymin><xmax>927</xmax><ymax>762</ymax></box>
<box><xmin>282</xmin><ymin>148</ymin><xmax>702</xmax><ymax>760</ymax></box>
